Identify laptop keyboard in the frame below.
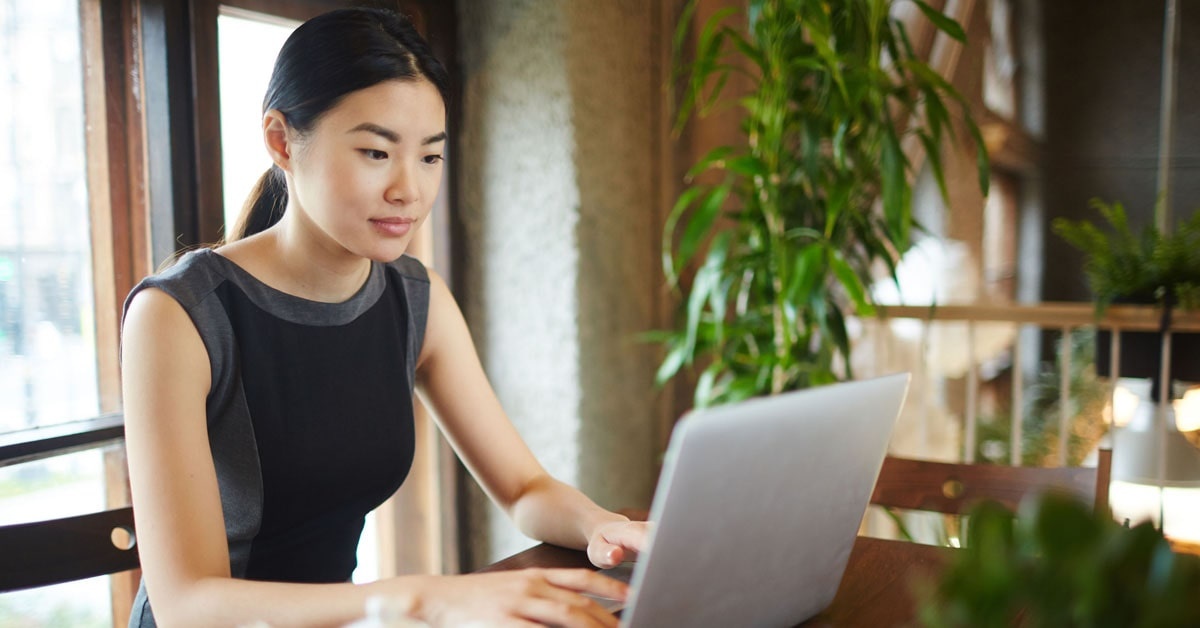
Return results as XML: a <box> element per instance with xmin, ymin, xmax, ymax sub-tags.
<box><xmin>584</xmin><ymin>563</ymin><xmax>635</xmax><ymax>613</ymax></box>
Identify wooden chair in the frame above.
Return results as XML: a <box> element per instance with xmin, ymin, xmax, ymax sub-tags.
<box><xmin>0</xmin><ymin>506</ymin><xmax>140</xmax><ymax>592</ymax></box>
<box><xmin>870</xmin><ymin>449</ymin><xmax>1113</xmax><ymax>516</ymax></box>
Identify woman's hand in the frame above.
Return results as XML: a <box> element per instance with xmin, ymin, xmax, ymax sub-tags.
<box><xmin>587</xmin><ymin>520</ymin><xmax>651</xmax><ymax>569</ymax></box>
<box><xmin>406</xmin><ymin>569</ymin><xmax>627</xmax><ymax>627</ymax></box>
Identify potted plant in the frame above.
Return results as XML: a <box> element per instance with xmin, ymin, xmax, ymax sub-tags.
<box><xmin>1052</xmin><ymin>199</ymin><xmax>1200</xmax><ymax>385</ymax></box>
<box><xmin>921</xmin><ymin>492</ymin><xmax>1200</xmax><ymax>626</ymax></box>
<box><xmin>655</xmin><ymin>0</ymin><xmax>989</xmax><ymax>407</ymax></box>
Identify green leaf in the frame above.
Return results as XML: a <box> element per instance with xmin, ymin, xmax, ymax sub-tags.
<box><xmin>706</xmin><ymin>232</ymin><xmax>732</xmax><ymax>325</ymax></box>
<box><xmin>918</xmin><ymin>131</ymin><xmax>950</xmax><ymax>203</ymax></box>
<box><xmin>894</xmin><ymin>17</ymin><xmax>918</xmax><ymax>60</ymax></box>
<box><xmin>655</xmin><ymin>338</ymin><xmax>688</xmax><ymax>386</ymax></box>
<box><xmin>686</xmin><ymin>145</ymin><xmax>736</xmax><ymax>179</ymax></box>
<box><xmin>825</xmin><ymin>178</ymin><xmax>852</xmax><ymax>239</ymax></box>
<box><xmin>880</xmin><ymin>127</ymin><xmax>912</xmax><ymax>246</ymax></box>
<box><xmin>788</xmin><ymin>243</ymin><xmax>827</xmax><ymax>303</ymax></box>
<box><xmin>964</xmin><ymin>111</ymin><xmax>992</xmax><ymax>197</ymax></box>
<box><xmin>725</xmin><ymin>155</ymin><xmax>769</xmax><ymax>178</ymax></box>
<box><xmin>678</xmin><ymin>184</ymin><xmax>731</xmax><ymax>270</ymax></box>
<box><xmin>905</xmin><ymin>60</ymin><xmax>967</xmax><ymax>108</ymax></box>
<box><xmin>832</xmin><ymin>120</ymin><xmax>849</xmax><ymax>168</ymax></box>
<box><xmin>922</xmin><ymin>85</ymin><xmax>952</xmax><ymax>143</ymax></box>
<box><xmin>694</xmin><ymin>362</ymin><xmax>722</xmax><ymax>408</ymax></box>
<box><xmin>825</xmin><ymin>303</ymin><xmax>853</xmax><ymax>379</ymax></box>
<box><xmin>662</xmin><ymin>185</ymin><xmax>706</xmax><ymax>286</ymax></box>
<box><xmin>831</xmin><ymin>251</ymin><xmax>876</xmax><ymax>316</ymax></box>
<box><xmin>911</xmin><ymin>0</ymin><xmax>966</xmax><ymax>43</ymax></box>
<box><xmin>671</xmin><ymin>0</ymin><xmax>700</xmax><ymax>60</ymax></box>
<box><xmin>684</xmin><ymin>264</ymin><xmax>718</xmax><ymax>358</ymax></box>
<box><xmin>721</xmin><ymin>25</ymin><xmax>766</xmax><ymax>74</ymax></box>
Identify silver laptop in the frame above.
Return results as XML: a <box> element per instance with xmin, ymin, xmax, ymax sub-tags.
<box><xmin>602</xmin><ymin>373</ymin><xmax>910</xmax><ymax>627</ymax></box>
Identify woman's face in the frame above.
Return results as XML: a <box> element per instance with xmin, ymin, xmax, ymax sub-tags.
<box><xmin>281</xmin><ymin>79</ymin><xmax>446</xmax><ymax>262</ymax></box>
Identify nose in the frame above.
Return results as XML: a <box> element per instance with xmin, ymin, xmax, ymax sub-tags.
<box><xmin>385</xmin><ymin>163</ymin><xmax>419</xmax><ymax>205</ymax></box>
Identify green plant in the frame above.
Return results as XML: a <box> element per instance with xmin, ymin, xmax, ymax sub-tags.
<box><xmin>1052</xmin><ymin>199</ymin><xmax>1200</xmax><ymax>315</ymax></box>
<box><xmin>657</xmin><ymin>0</ymin><xmax>989</xmax><ymax>407</ymax></box>
<box><xmin>975</xmin><ymin>328</ymin><xmax>1108</xmax><ymax>468</ymax></box>
<box><xmin>921</xmin><ymin>493</ymin><xmax>1200</xmax><ymax>627</ymax></box>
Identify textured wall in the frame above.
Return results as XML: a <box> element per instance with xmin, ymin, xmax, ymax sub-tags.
<box><xmin>456</xmin><ymin>0</ymin><xmax>661</xmax><ymax>568</ymax></box>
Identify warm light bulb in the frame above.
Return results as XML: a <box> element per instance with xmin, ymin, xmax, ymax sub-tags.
<box><xmin>1173</xmin><ymin>388</ymin><xmax>1200</xmax><ymax>432</ymax></box>
<box><xmin>1112</xmin><ymin>384</ymin><xmax>1141</xmax><ymax>428</ymax></box>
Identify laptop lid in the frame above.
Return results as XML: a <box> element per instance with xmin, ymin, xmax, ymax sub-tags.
<box><xmin>620</xmin><ymin>373</ymin><xmax>910</xmax><ymax>628</ymax></box>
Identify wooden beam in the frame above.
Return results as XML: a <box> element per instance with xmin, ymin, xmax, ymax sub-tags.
<box><xmin>83</xmin><ymin>1</ymin><xmax>152</xmax><ymax>623</ymax></box>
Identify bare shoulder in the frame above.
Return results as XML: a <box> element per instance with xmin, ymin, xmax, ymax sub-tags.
<box><xmin>124</xmin><ymin>286</ymin><xmax>198</xmax><ymax>339</ymax></box>
<box><xmin>123</xmin><ymin>286</ymin><xmax>212</xmax><ymax>398</ymax></box>
<box><xmin>416</xmin><ymin>267</ymin><xmax>468</xmax><ymax>370</ymax></box>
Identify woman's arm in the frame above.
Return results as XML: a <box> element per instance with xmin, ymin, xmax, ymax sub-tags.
<box><xmin>415</xmin><ymin>270</ymin><xmax>648</xmax><ymax>565</ymax></box>
<box><xmin>124</xmin><ymin>286</ymin><xmax>626</xmax><ymax>627</ymax></box>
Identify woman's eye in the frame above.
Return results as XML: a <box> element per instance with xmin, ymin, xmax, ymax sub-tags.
<box><xmin>423</xmin><ymin>154</ymin><xmax>444</xmax><ymax>165</ymax></box>
<box><xmin>360</xmin><ymin>149</ymin><xmax>388</xmax><ymax>160</ymax></box>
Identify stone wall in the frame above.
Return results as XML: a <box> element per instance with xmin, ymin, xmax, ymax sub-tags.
<box><xmin>455</xmin><ymin>0</ymin><xmax>663</xmax><ymax>568</ymax></box>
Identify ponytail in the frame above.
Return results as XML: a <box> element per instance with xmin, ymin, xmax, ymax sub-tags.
<box><xmin>225</xmin><ymin>164</ymin><xmax>287</xmax><ymax>243</ymax></box>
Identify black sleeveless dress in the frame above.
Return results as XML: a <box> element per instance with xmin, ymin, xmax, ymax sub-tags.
<box><xmin>123</xmin><ymin>249</ymin><xmax>430</xmax><ymax>627</ymax></box>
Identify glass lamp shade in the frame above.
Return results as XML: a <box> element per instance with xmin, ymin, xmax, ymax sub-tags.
<box><xmin>1110</xmin><ymin>378</ymin><xmax>1200</xmax><ymax>487</ymax></box>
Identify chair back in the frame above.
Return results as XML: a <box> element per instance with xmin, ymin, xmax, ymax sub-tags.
<box><xmin>870</xmin><ymin>449</ymin><xmax>1112</xmax><ymax>515</ymax></box>
<box><xmin>0</xmin><ymin>506</ymin><xmax>139</xmax><ymax>591</ymax></box>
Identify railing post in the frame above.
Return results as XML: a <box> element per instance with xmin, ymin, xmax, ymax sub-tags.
<box><xmin>1059</xmin><ymin>326</ymin><xmax>1073</xmax><ymax>466</ymax></box>
<box><xmin>920</xmin><ymin>320</ymin><xmax>932</xmax><ymax>452</ymax></box>
<box><xmin>965</xmin><ymin>322</ymin><xmax>978</xmax><ymax>463</ymax></box>
<box><xmin>1011</xmin><ymin>325</ymin><xmax>1023</xmax><ymax>466</ymax></box>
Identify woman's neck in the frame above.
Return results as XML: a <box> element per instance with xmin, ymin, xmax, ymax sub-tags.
<box><xmin>273</xmin><ymin>225</ymin><xmax>371</xmax><ymax>303</ymax></box>
<box><xmin>219</xmin><ymin>216</ymin><xmax>371</xmax><ymax>304</ymax></box>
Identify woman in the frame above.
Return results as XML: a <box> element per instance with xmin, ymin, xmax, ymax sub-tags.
<box><xmin>121</xmin><ymin>8</ymin><xmax>646</xmax><ymax>627</ymax></box>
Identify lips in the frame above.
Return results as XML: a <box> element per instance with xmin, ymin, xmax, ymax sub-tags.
<box><xmin>370</xmin><ymin>216</ymin><xmax>416</xmax><ymax>237</ymax></box>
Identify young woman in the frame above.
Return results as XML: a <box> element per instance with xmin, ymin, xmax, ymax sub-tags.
<box><xmin>121</xmin><ymin>8</ymin><xmax>646</xmax><ymax>627</ymax></box>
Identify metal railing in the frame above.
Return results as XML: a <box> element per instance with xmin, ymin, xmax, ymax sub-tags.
<box><xmin>867</xmin><ymin>302</ymin><xmax>1200</xmax><ymax>467</ymax></box>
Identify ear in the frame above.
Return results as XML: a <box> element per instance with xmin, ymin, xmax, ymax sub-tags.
<box><xmin>263</xmin><ymin>110</ymin><xmax>295</xmax><ymax>171</ymax></box>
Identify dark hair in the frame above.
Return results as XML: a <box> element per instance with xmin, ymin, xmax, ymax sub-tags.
<box><xmin>225</xmin><ymin>8</ymin><xmax>450</xmax><ymax>243</ymax></box>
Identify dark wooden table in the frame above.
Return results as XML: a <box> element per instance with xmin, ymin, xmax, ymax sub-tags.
<box><xmin>480</xmin><ymin>535</ymin><xmax>950</xmax><ymax>626</ymax></box>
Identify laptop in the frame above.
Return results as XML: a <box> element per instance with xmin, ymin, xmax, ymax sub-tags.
<box><xmin>596</xmin><ymin>373</ymin><xmax>910</xmax><ymax>627</ymax></box>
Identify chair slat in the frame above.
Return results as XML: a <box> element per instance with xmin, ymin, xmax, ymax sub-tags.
<box><xmin>0</xmin><ymin>507</ymin><xmax>139</xmax><ymax>592</ymax></box>
<box><xmin>870</xmin><ymin>450</ymin><xmax>1112</xmax><ymax>515</ymax></box>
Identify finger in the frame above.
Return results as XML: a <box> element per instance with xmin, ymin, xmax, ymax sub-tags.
<box><xmin>588</xmin><ymin>540</ymin><xmax>624</xmax><ymax>569</ymax></box>
<box><xmin>459</xmin><ymin>621</ymin><xmax>540</xmax><ymax>628</ymax></box>
<box><xmin>600</xmin><ymin>522</ymin><xmax>649</xmax><ymax>554</ymax></box>
<box><xmin>514</xmin><ymin>596</ymin><xmax>618</xmax><ymax>628</ymax></box>
<box><xmin>541</xmin><ymin>568</ymin><xmax>629</xmax><ymax>600</ymax></box>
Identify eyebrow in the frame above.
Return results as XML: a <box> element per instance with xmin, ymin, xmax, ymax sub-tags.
<box><xmin>348</xmin><ymin>123</ymin><xmax>447</xmax><ymax>146</ymax></box>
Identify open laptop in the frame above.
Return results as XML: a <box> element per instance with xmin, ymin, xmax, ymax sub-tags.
<box><xmin>597</xmin><ymin>373</ymin><xmax>910</xmax><ymax>627</ymax></box>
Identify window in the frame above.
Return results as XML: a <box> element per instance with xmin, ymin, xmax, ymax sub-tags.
<box><xmin>0</xmin><ymin>0</ymin><xmax>99</xmax><ymax>432</ymax></box>
<box><xmin>2</xmin><ymin>2</ymin><xmax>460</xmax><ymax>623</ymax></box>
<box><xmin>0</xmin><ymin>1</ymin><xmax>120</xmax><ymax>625</ymax></box>
<box><xmin>217</xmin><ymin>8</ymin><xmax>299</xmax><ymax>231</ymax></box>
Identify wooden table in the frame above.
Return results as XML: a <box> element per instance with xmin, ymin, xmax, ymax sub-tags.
<box><xmin>480</xmin><ymin>535</ymin><xmax>951</xmax><ymax>626</ymax></box>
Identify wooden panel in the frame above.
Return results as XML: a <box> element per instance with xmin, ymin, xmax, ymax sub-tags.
<box><xmin>0</xmin><ymin>507</ymin><xmax>139</xmax><ymax>592</ymax></box>
<box><xmin>83</xmin><ymin>1</ymin><xmax>152</xmax><ymax>623</ymax></box>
